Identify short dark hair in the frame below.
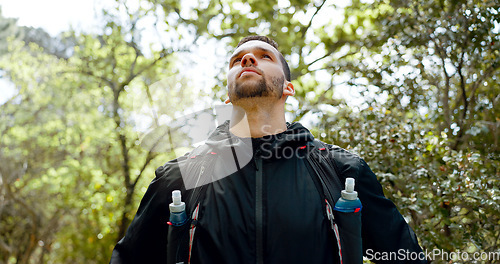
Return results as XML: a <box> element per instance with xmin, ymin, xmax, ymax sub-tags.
<box><xmin>236</xmin><ymin>36</ymin><xmax>291</xmax><ymax>82</ymax></box>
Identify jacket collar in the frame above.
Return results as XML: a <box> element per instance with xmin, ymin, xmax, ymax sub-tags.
<box><xmin>205</xmin><ymin>120</ymin><xmax>314</xmax><ymax>156</ymax></box>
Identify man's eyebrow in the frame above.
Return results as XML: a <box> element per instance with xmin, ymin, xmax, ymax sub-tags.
<box><xmin>229</xmin><ymin>47</ymin><xmax>276</xmax><ymax>63</ymax></box>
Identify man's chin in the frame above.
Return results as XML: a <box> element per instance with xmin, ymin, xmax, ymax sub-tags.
<box><xmin>229</xmin><ymin>94</ymin><xmax>279</xmax><ymax>106</ymax></box>
<box><xmin>232</xmin><ymin>86</ymin><xmax>268</xmax><ymax>99</ymax></box>
<box><xmin>235</xmin><ymin>80</ymin><xmax>264</xmax><ymax>90</ymax></box>
<box><xmin>229</xmin><ymin>79</ymin><xmax>281</xmax><ymax>103</ymax></box>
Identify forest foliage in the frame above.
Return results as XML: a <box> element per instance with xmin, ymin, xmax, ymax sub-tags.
<box><xmin>0</xmin><ymin>0</ymin><xmax>498</xmax><ymax>263</ymax></box>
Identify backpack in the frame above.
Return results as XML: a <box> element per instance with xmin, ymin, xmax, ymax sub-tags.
<box><xmin>166</xmin><ymin>139</ymin><xmax>361</xmax><ymax>264</ymax></box>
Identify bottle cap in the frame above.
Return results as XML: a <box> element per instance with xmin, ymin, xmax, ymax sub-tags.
<box><xmin>341</xmin><ymin>178</ymin><xmax>358</xmax><ymax>200</ymax></box>
<box><xmin>345</xmin><ymin>178</ymin><xmax>355</xmax><ymax>192</ymax></box>
<box><xmin>172</xmin><ymin>190</ymin><xmax>181</xmax><ymax>205</ymax></box>
<box><xmin>169</xmin><ymin>190</ymin><xmax>185</xmax><ymax>212</ymax></box>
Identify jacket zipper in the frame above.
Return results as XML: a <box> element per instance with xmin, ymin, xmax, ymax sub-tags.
<box><xmin>255</xmin><ymin>154</ymin><xmax>264</xmax><ymax>264</ymax></box>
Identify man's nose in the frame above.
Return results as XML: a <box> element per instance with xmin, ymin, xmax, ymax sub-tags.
<box><xmin>241</xmin><ymin>53</ymin><xmax>257</xmax><ymax>66</ymax></box>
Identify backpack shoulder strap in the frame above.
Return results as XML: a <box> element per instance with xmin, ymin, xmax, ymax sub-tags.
<box><xmin>305</xmin><ymin>139</ymin><xmax>348</xmax><ymax>263</ymax></box>
<box><xmin>306</xmin><ymin>139</ymin><xmax>344</xmax><ymax>204</ymax></box>
<box><xmin>168</xmin><ymin>144</ymin><xmax>214</xmax><ymax>264</ymax></box>
<box><xmin>182</xmin><ymin>143</ymin><xmax>213</xmax><ymax>213</ymax></box>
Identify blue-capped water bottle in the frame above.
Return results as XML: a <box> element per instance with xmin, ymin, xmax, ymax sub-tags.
<box><xmin>334</xmin><ymin>178</ymin><xmax>362</xmax><ymax>213</ymax></box>
<box><xmin>168</xmin><ymin>190</ymin><xmax>188</xmax><ymax>226</ymax></box>
<box><xmin>333</xmin><ymin>178</ymin><xmax>363</xmax><ymax>264</ymax></box>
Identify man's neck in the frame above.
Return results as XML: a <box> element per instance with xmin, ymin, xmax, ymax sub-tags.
<box><xmin>229</xmin><ymin>99</ymin><xmax>287</xmax><ymax>138</ymax></box>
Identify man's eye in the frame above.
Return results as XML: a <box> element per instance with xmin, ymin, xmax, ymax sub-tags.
<box><xmin>262</xmin><ymin>54</ymin><xmax>272</xmax><ymax>59</ymax></box>
<box><xmin>233</xmin><ymin>58</ymin><xmax>241</xmax><ymax>65</ymax></box>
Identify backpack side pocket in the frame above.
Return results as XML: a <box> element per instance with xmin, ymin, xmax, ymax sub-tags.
<box><xmin>166</xmin><ymin>202</ymin><xmax>201</xmax><ymax>264</ymax></box>
<box><xmin>167</xmin><ymin>220</ymin><xmax>191</xmax><ymax>264</ymax></box>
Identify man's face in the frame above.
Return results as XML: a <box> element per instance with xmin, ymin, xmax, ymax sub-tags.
<box><xmin>227</xmin><ymin>40</ymin><xmax>286</xmax><ymax>104</ymax></box>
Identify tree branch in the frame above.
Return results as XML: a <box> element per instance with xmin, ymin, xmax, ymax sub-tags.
<box><xmin>452</xmin><ymin>51</ymin><xmax>468</xmax><ymax>149</ymax></box>
<box><xmin>70</xmin><ymin>70</ymin><xmax>115</xmax><ymax>88</ymax></box>
<box><xmin>433</xmin><ymin>39</ymin><xmax>452</xmax><ymax>131</ymax></box>
<box><xmin>132</xmin><ymin>151</ymin><xmax>157</xmax><ymax>189</ymax></box>
<box><xmin>302</xmin><ymin>0</ymin><xmax>328</xmax><ymax>36</ymax></box>
<box><xmin>118</xmin><ymin>48</ymin><xmax>175</xmax><ymax>90</ymax></box>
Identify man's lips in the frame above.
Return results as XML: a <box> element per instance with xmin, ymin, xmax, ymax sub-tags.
<box><xmin>238</xmin><ymin>67</ymin><xmax>261</xmax><ymax>77</ymax></box>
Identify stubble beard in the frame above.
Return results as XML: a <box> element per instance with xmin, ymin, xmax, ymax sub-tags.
<box><xmin>230</xmin><ymin>74</ymin><xmax>284</xmax><ymax>102</ymax></box>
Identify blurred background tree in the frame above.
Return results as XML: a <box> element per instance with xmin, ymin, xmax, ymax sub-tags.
<box><xmin>313</xmin><ymin>0</ymin><xmax>500</xmax><ymax>254</ymax></box>
<box><xmin>0</xmin><ymin>0</ymin><xmax>498</xmax><ymax>263</ymax></box>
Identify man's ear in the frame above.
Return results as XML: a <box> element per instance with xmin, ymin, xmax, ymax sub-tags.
<box><xmin>283</xmin><ymin>81</ymin><xmax>295</xmax><ymax>97</ymax></box>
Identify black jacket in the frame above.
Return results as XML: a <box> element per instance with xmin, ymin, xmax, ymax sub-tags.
<box><xmin>111</xmin><ymin>121</ymin><xmax>426</xmax><ymax>263</ymax></box>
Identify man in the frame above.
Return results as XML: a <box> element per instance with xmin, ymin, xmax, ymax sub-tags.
<box><xmin>110</xmin><ymin>36</ymin><xmax>426</xmax><ymax>263</ymax></box>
